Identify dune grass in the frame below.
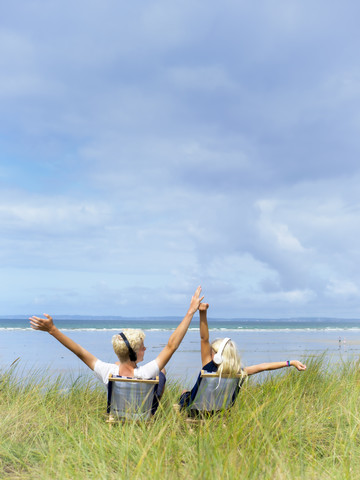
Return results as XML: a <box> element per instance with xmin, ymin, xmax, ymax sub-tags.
<box><xmin>1</xmin><ymin>357</ymin><xmax>360</xmax><ymax>479</ymax></box>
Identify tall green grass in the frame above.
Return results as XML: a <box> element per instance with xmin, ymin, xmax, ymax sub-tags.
<box><xmin>1</xmin><ymin>357</ymin><xmax>360</xmax><ymax>479</ymax></box>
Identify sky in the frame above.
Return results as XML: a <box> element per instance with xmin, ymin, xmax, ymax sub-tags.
<box><xmin>1</xmin><ymin>0</ymin><xmax>360</xmax><ymax>318</ymax></box>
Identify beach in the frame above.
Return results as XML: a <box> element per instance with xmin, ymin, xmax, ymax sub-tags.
<box><xmin>2</xmin><ymin>319</ymin><xmax>360</xmax><ymax>479</ymax></box>
<box><xmin>1</xmin><ymin>321</ymin><xmax>360</xmax><ymax>387</ymax></box>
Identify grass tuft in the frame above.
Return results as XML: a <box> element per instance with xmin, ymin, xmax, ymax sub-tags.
<box><xmin>1</xmin><ymin>357</ymin><xmax>359</xmax><ymax>479</ymax></box>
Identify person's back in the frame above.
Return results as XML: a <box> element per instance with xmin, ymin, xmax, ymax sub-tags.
<box><xmin>30</xmin><ymin>286</ymin><xmax>204</xmax><ymax>414</ymax></box>
<box><xmin>179</xmin><ymin>303</ymin><xmax>306</xmax><ymax>410</ymax></box>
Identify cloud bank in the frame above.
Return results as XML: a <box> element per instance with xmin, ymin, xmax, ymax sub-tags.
<box><xmin>1</xmin><ymin>1</ymin><xmax>360</xmax><ymax>317</ymax></box>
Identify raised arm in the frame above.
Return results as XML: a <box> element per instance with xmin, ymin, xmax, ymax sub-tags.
<box><xmin>29</xmin><ymin>314</ymin><xmax>98</xmax><ymax>370</ymax></box>
<box><xmin>244</xmin><ymin>360</ymin><xmax>306</xmax><ymax>376</ymax></box>
<box><xmin>199</xmin><ymin>303</ymin><xmax>212</xmax><ymax>366</ymax></box>
<box><xmin>155</xmin><ymin>286</ymin><xmax>204</xmax><ymax>371</ymax></box>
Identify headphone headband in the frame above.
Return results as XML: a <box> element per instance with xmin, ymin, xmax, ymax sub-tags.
<box><xmin>213</xmin><ymin>337</ymin><xmax>231</xmax><ymax>365</ymax></box>
<box><xmin>119</xmin><ymin>332</ymin><xmax>137</xmax><ymax>362</ymax></box>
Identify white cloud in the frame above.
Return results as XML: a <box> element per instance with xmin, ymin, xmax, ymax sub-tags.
<box><xmin>256</xmin><ymin>199</ymin><xmax>307</xmax><ymax>253</ymax></box>
<box><xmin>0</xmin><ymin>197</ymin><xmax>110</xmax><ymax>233</ymax></box>
<box><xmin>1</xmin><ymin>1</ymin><xmax>360</xmax><ymax>316</ymax></box>
<box><xmin>326</xmin><ymin>279</ymin><xmax>359</xmax><ymax>297</ymax></box>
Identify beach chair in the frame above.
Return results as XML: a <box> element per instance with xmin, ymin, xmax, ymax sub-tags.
<box><xmin>106</xmin><ymin>374</ymin><xmax>159</xmax><ymax>424</ymax></box>
<box><xmin>178</xmin><ymin>370</ymin><xmax>246</xmax><ymax>421</ymax></box>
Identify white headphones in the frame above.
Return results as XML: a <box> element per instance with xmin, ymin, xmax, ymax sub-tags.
<box><xmin>213</xmin><ymin>337</ymin><xmax>231</xmax><ymax>365</ymax></box>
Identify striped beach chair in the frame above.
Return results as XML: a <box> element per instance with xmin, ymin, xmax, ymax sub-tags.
<box><xmin>181</xmin><ymin>370</ymin><xmax>246</xmax><ymax>420</ymax></box>
<box><xmin>106</xmin><ymin>374</ymin><xmax>159</xmax><ymax>424</ymax></box>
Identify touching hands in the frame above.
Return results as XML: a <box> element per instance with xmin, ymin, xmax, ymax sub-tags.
<box><xmin>199</xmin><ymin>303</ymin><xmax>209</xmax><ymax>311</ymax></box>
<box><xmin>29</xmin><ymin>313</ymin><xmax>55</xmax><ymax>333</ymax></box>
<box><xmin>291</xmin><ymin>360</ymin><xmax>307</xmax><ymax>371</ymax></box>
<box><xmin>188</xmin><ymin>286</ymin><xmax>204</xmax><ymax>314</ymax></box>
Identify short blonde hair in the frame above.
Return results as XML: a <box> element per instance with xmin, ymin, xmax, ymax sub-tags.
<box><xmin>112</xmin><ymin>329</ymin><xmax>145</xmax><ymax>363</ymax></box>
<box><xmin>211</xmin><ymin>338</ymin><xmax>241</xmax><ymax>375</ymax></box>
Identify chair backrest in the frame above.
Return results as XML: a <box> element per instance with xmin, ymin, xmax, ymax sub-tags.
<box><xmin>107</xmin><ymin>375</ymin><xmax>159</xmax><ymax>420</ymax></box>
<box><xmin>188</xmin><ymin>371</ymin><xmax>246</xmax><ymax>414</ymax></box>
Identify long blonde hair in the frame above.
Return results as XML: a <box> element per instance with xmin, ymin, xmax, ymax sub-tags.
<box><xmin>211</xmin><ymin>338</ymin><xmax>241</xmax><ymax>376</ymax></box>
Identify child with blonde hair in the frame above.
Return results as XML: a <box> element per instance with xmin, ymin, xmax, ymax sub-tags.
<box><xmin>30</xmin><ymin>286</ymin><xmax>204</xmax><ymax>414</ymax></box>
<box><xmin>179</xmin><ymin>303</ymin><xmax>306</xmax><ymax>409</ymax></box>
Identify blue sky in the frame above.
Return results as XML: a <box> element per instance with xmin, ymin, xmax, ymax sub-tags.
<box><xmin>1</xmin><ymin>1</ymin><xmax>360</xmax><ymax>318</ymax></box>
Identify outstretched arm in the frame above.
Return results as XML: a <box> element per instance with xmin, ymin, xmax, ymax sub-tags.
<box><xmin>244</xmin><ymin>360</ymin><xmax>306</xmax><ymax>376</ymax></box>
<box><xmin>199</xmin><ymin>303</ymin><xmax>212</xmax><ymax>366</ymax></box>
<box><xmin>155</xmin><ymin>286</ymin><xmax>204</xmax><ymax>371</ymax></box>
<box><xmin>29</xmin><ymin>314</ymin><xmax>98</xmax><ymax>370</ymax></box>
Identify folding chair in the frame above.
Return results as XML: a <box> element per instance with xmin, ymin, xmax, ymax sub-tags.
<box><xmin>181</xmin><ymin>370</ymin><xmax>246</xmax><ymax>420</ymax></box>
<box><xmin>106</xmin><ymin>374</ymin><xmax>159</xmax><ymax>424</ymax></box>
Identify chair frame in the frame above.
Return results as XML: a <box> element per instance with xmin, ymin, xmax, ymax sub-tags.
<box><xmin>180</xmin><ymin>370</ymin><xmax>246</xmax><ymax>420</ymax></box>
<box><xmin>106</xmin><ymin>374</ymin><xmax>159</xmax><ymax>424</ymax></box>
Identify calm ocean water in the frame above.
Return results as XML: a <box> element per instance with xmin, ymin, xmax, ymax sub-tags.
<box><xmin>1</xmin><ymin>316</ymin><xmax>360</xmax><ymax>387</ymax></box>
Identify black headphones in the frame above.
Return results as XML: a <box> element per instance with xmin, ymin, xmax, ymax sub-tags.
<box><xmin>119</xmin><ymin>332</ymin><xmax>137</xmax><ymax>362</ymax></box>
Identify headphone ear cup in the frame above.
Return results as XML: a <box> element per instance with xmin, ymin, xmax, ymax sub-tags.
<box><xmin>213</xmin><ymin>352</ymin><xmax>222</xmax><ymax>364</ymax></box>
<box><xmin>129</xmin><ymin>350</ymin><xmax>137</xmax><ymax>362</ymax></box>
<box><xmin>213</xmin><ymin>337</ymin><xmax>231</xmax><ymax>365</ymax></box>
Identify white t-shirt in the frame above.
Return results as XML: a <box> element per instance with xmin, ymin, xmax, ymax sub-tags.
<box><xmin>93</xmin><ymin>359</ymin><xmax>160</xmax><ymax>385</ymax></box>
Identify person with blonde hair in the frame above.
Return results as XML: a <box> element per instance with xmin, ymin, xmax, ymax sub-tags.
<box><xmin>179</xmin><ymin>303</ymin><xmax>306</xmax><ymax>409</ymax></box>
<box><xmin>30</xmin><ymin>286</ymin><xmax>204</xmax><ymax>414</ymax></box>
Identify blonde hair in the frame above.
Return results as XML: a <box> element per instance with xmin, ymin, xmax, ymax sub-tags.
<box><xmin>211</xmin><ymin>338</ymin><xmax>241</xmax><ymax>376</ymax></box>
<box><xmin>112</xmin><ymin>329</ymin><xmax>145</xmax><ymax>363</ymax></box>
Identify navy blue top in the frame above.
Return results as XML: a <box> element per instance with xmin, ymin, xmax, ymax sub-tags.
<box><xmin>189</xmin><ymin>360</ymin><xmax>218</xmax><ymax>403</ymax></box>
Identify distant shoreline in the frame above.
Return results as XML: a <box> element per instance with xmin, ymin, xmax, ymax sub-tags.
<box><xmin>2</xmin><ymin>315</ymin><xmax>360</xmax><ymax>321</ymax></box>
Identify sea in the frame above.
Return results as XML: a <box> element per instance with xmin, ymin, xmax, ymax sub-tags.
<box><xmin>1</xmin><ymin>316</ymin><xmax>360</xmax><ymax>388</ymax></box>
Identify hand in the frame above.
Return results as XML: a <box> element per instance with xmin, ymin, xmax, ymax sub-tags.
<box><xmin>199</xmin><ymin>303</ymin><xmax>209</xmax><ymax>311</ymax></box>
<box><xmin>29</xmin><ymin>313</ymin><xmax>55</xmax><ymax>333</ymax></box>
<box><xmin>188</xmin><ymin>286</ymin><xmax>204</xmax><ymax>314</ymax></box>
<box><xmin>291</xmin><ymin>360</ymin><xmax>306</xmax><ymax>371</ymax></box>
